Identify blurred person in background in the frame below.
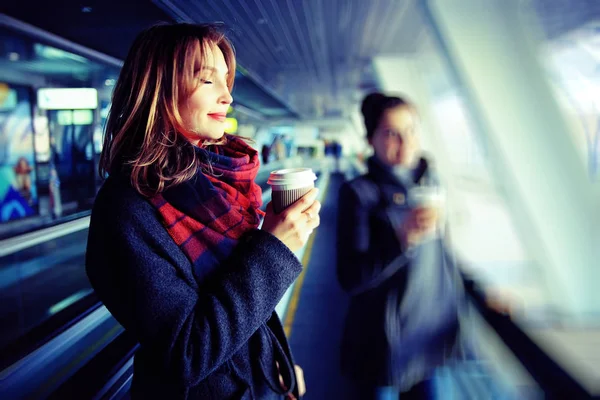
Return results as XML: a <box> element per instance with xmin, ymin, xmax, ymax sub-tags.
<box><xmin>273</xmin><ymin>135</ymin><xmax>287</xmax><ymax>161</ymax></box>
<box><xmin>262</xmin><ymin>142</ymin><xmax>272</xmax><ymax>164</ymax></box>
<box><xmin>14</xmin><ymin>157</ymin><xmax>33</xmax><ymax>204</ymax></box>
<box><xmin>336</xmin><ymin>93</ymin><xmax>464</xmax><ymax>400</ymax></box>
<box><xmin>332</xmin><ymin>140</ymin><xmax>343</xmax><ymax>173</ymax></box>
<box><xmin>86</xmin><ymin>23</ymin><xmax>319</xmax><ymax>399</ymax></box>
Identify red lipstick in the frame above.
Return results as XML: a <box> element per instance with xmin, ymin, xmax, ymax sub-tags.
<box><xmin>208</xmin><ymin>113</ymin><xmax>226</xmax><ymax>122</ymax></box>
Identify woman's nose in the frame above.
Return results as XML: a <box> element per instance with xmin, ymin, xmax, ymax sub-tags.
<box><xmin>219</xmin><ymin>85</ymin><xmax>233</xmax><ymax>105</ymax></box>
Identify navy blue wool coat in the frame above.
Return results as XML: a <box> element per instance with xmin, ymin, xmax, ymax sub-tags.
<box><xmin>86</xmin><ymin>176</ymin><xmax>302</xmax><ymax>399</ymax></box>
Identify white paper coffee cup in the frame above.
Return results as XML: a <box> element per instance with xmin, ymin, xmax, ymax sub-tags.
<box><xmin>408</xmin><ymin>186</ymin><xmax>446</xmax><ymax>242</ymax></box>
<box><xmin>267</xmin><ymin>168</ymin><xmax>317</xmax><ymax>214</ymax></box>
<box><xmin>407</xmin><ymin>186</ymin><xmax>445</xmax><ymax>210</ymax></box>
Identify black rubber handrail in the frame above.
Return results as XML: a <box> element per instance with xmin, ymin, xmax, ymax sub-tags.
<box><xmin>0</xmin><ymin>293</ymin><xmax>101</xmax><ymax>371</ymax></box>
<box><xmin>0</xmin><ymin>210</ymin><xmax>92</xmax><ymax>241</ymax></box>
<box><xmin>48</xmin><ymin>330</ymin><xmax>139</xmax><ymax>400</ymax></box>
<box><xmin>462</xmin><ymin>275</ymin><xmax>594</xmax><ymax>399</ymax></box>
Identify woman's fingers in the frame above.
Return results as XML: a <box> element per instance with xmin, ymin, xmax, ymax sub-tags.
<box><xmin>414</xmin><ymin>208</ymin><xmax>438</xmax><ymax>230</ymax></box>
<box><xmin>304</xmin><ymin>200</ymin><xmax>321</xmax><ymax>230</ymax></box>
<box><xmin>283</xmin><ymin>188</ymin><xmax>319</xmax><ymax>218</ymax></box>
<box><xmin>260</xmin><ymin>187</ymin><xmax>322</xmax><ymax>252</ymax></box>
<box><xmin>304</xmin><ymin>198</ymin><xmax>321</xmax><ymax>216</ymax></box>
<box><xmin>295</xmin><ymin>365</ymin><xmax>306</xmax><ymax>396</ymax></box>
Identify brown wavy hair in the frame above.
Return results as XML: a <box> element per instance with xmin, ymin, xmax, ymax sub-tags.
<box><xmin>99</xmin><ymin>23</ymin><xmax>236</xmax><ymax>197</ymax></box>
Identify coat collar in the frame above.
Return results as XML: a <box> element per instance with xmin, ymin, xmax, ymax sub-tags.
<box><xmin>367</xmin><ymin>155</ymin><xmax>430</xmax><ymax>190</ymax></box>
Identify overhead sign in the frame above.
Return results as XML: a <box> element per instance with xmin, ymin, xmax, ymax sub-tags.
<box><xmin>37</xmin><ymin>88</ymin><xmax>98</xmax><ymax>110</ymax></box>
<box><xmin>56</xmin><ymin>110</ymin><xmax>94</xmax><ymax>125</ymax></box>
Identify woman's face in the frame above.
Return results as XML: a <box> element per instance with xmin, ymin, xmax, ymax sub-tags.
<box><xmin>369</xmin><ymin>105</ymin><xmax>419</xmax><ymax>168</ymax></box>
<box><xmin>179</xmin><ymin>43</ymin><xmax>233</xmax><ymax>145</ymax></box>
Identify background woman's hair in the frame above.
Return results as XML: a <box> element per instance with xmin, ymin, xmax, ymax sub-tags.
<box><xmin>99</xmin><ymin>23</ymin><xmax>236</xmax><ymax>197</ymax></box>
<box><xmin>360</xmin><ymin>92</ymin><xmax>415</xmax><ymax>139</ymax></box>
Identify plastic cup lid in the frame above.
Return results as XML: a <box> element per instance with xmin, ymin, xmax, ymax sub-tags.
<box><xmin>267</xmin><ymin>168</ymin><xmax>317</xmax><ymax>186</ymax></box>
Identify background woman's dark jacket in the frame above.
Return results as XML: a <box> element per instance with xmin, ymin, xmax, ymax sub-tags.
<box><xmin>336</xmin><ymin>156</ymin><xmax>462</xmax><ymax>390</ymax></box>
<box><xmin>86</xmin><ymin>175</ymin><xmax>302</xmax><ymax>399</ymax></box>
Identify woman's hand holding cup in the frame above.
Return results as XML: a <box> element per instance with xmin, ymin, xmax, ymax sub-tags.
<box><xmin>262</xmin><ymin>168</ymin><xmax>320</xmax><ymax>252</ymax></box>
<box><xmin>398</xmin><ymin>206</ymin><xmax>439</xmax><ymax>247</ymax></box>
<box><xmin>261</xmin><ymin>188</ymin><xmax>321</xmax><ymax>252</ymax></box>
<box><xmin>397</xmin><ymin>186</ymin><xmax>445</xmax><ymax>247</ymax></box>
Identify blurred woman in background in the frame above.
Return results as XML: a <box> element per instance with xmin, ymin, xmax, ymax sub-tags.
<box><xmin>337</xmin><ymin>92</ymin><xmax>463</xmax><ymax>400</ymax></box>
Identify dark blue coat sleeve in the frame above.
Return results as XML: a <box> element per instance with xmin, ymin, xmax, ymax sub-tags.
<box><xmin>85</xmin><ymin>185</ymin><xmax>302</xmax><ymax>388</ymax></box>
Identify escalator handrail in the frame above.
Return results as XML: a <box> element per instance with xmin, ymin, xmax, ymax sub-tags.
<box><xmin>0</xmin><ymin>303</ymin><xmax>118</xmax><ymax>400</ymax></box>
<box><xmin>48</xmin><ymin>330</ymin><xmax>139</xmax><ymax>400</ymax></box>
<box><xmin>461</xmin><ymin>273</ymin><xmax>592</xmax><ymax>399</ymax></box>
<box><xmin>0</xmin><ymin>293</ymin><xmax>102</xmax><ymax>372</ymax></box>
<box><xmin>0</xmin><ymin>212</ymin><xmax>91</xmax><ymax>250</ymax></box>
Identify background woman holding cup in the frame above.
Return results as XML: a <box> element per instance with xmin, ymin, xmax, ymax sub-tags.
<box><xmin>336</xmin><ymin>93</ymin><xmax>463</xmax><ymax>399</ymax></box>
<box><xmin>85</xmin><ymin>23</ymin><xmax>318</xmax><ymax>399</ymax></box>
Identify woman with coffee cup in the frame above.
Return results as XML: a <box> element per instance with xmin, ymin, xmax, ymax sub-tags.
<box><xmin>86</xmin><ymin>23</ymin><xmax>318</xmax><ymax>399</ymax></box>
<box><xmin>336</xmin><ymin>93</ymin><xmax>463</xmax><ymax>399</ymax></box>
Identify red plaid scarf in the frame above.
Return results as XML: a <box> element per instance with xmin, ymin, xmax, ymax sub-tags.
<box><xmin>149</xmin><ymin>136</ymin><xmax>265</xmax><ymax>281</ymax></box>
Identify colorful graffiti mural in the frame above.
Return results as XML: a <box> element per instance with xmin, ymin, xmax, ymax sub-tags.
<box><xmin>0</xmin><ymin>83</ymin><xmax>37</xmax><ymax>222</ymax></box>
